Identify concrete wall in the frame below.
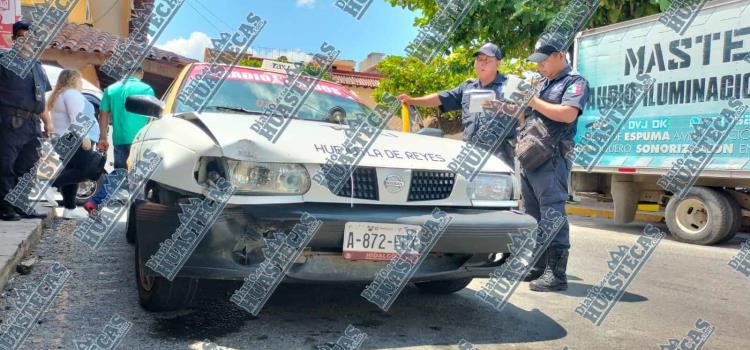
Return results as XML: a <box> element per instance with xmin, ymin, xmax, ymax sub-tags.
<box><xmin>347</xmin><ymin>86</ymin><xmax>377</xmax><ymax>108</ymax></box>
<box><xmin>22</xmin><ymin>0</ymin><xmax>129</xmax><ymax>36</ymax></box>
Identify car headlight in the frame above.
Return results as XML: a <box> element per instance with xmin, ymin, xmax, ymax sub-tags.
<box><xmin>226</xmin><ymin>160</ymin><xmax>310</xmax><ymax>195</ymax></box>
<box><xmin>467</xmin><ymin>173</ymin><xmax>514</xmax><ymax>206</ymax></box>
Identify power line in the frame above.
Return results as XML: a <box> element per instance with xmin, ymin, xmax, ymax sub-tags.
<box><xmin>193</xmin><ymin>0</ymin><xmax>234</xmax><ymax>32</ymax></box>
<box><xmin>184</xmin><ymin>0</ymin><xmax>228</xmax><ymax>34</ymax></box>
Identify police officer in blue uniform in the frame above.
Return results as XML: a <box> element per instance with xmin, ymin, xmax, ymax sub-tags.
<box><xmin>520</xmin><ymin>37</ymin><xmax>590</xmax><ymax>292</ymax></box>
<box><xmin>398</xmin><ymin>43</ymin><xmax>515</xmax><ymax>165</ymax></box>
<box><xmin>0</xmin><ymin>21</ymin><xmax>53</xmax><ymax>221</ymax></box>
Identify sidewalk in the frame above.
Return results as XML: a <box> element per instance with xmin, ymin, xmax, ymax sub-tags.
<box><xmin>0</xmin><ymin>205</ymin><xmax>53</xmax><ymax>291</ymax></box>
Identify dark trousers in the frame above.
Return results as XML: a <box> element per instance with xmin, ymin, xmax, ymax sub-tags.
<box><xmin>0</xmin><ymin>113</ymin><xmax>41</xmax><ymax>208</ymax></box>
<box><xmin>520</xmin><ymin>150</ymin><xmax>571</xmax><ymax>250</ymax></box>
<box><xmin>60</xmin><ymin>183</ymin><xmax>78</xmax><ymax>209</ymax></box>
<box><xmin>53</xmin><ymin>146</ymin><xmax>91</xmax><ymax>210</ymax></box>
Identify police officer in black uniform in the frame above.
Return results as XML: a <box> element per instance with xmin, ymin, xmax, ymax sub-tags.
<box><xmin>0</xmin><ymin>21</ymin><xmax>53</xmax><ymax>221</ymax></box>
<box><xmin>519</xmin><ymin>37</ymin><xmax>590</xmax><ymax>292</ymax></box>
<box><xmin>397</xmin><ymin>43</ymin><xmax>515</xmax><ymax>165</ymax></box>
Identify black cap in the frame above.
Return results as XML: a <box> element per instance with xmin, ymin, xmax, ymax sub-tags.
<box><xmin>527</xmin><ymin>34</ymin><xmax>567</xmax><ymax>63</ymax></box>
<box><xmin>473</xmin><ymin>43</ymin><xmax>502</xmax><ymax>60</ymax></box>
<box><xmin>12</xmin><ymin>20</ymin><xmax>30</xmax><ymax>37</ymax></box>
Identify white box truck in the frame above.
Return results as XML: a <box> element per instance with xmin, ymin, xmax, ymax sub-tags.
<box><xmin>571</xmin><ymin>0</ymin><xmax>750</xmax><ymax>245</ymax></box>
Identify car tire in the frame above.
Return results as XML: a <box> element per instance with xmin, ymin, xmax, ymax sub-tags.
<box><xmin>716</xmin><ymin>190</ymin><xmax>742</xmax><ymax>244</ymax></box>
<box><xmin>665</xmin><ymin>187</ymin><xmax>734</xmax><ymax>245</ymax></box>
<box><xmin>415</xmin><ymin>278</ymin><xmax>473</xmax><ymax>294</ymax></box>
<box><xmin>158</xmin><ymin>186</ymin><xmax>181</xmax><ymax>207</ymax></box>
<box><xmin>125</xmin><ymin>201</ymin><xmax>137</xmax><ymax>244</ymax></box>
<box><xmin>135</xmin><ymin>238</ymin><xmax>198</xmax><ymax>312</ymax></box>
<box><xmin>126</xmin><ymin>182</ymin><xmax>160</xmax><ymax>245</ymax></box>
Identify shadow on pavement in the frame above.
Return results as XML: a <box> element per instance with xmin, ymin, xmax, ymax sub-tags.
<box><xmin>150</xmin><ymin>282</ymin><xmax>567</xmax><ymax>348</ymax></box>
<box><xmin>570</xmin><ymin>216</ymin><xmax>749</xmax><ymax>249</ymax></box>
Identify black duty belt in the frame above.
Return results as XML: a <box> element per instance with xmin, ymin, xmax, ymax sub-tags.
<box><xmin>0</xmin><ymin>106</ymin><xmax>40</xmax><ymax>121</ymax></box>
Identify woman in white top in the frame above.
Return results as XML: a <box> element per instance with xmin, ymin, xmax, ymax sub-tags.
<box><xmin>46</xmin><ymin>69</ymin><xmax>93</xmax><ymax>219</ymax></box>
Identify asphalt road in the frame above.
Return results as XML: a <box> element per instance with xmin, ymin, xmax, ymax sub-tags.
<box><xmin>1</xmin><ymin>215</ymin><xmax>748</xmax><ymax>350</ymax></box>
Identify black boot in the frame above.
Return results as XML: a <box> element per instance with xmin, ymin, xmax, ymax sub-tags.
<box><xmin>523</xmin><ymin>250</ymin><xmax>547</xmax><ymax>281</ymax></box>
<box><xmin>529</xmin><ymin>248</ymin><xmax>568</xmax><ymax>292</ymax></box>
<box><xmin>0</xmin><ymin>202</ymin><xmax>20</xmax><ymax>221</ymax></box>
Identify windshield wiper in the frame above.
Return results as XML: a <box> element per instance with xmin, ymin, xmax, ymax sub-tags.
<box><xmin>206</xmin><ymin>105</ymin><xmax>260</xmax><ymax>115</ymax></box>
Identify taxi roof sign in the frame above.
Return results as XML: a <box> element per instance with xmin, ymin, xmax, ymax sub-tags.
<box><xmin>261</xmin><ymin>59</ymin><xmax>299</xmax><ymax>73</ymax></box>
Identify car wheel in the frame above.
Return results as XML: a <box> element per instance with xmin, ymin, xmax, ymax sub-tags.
<box><xmin>415</xmin><ymin>278</ymin><xmax>473</xmax><ymax>294</ymax></box>
<box><xmin>665</xmin><ymin>187</ymin><xmax>734</xmax><ymax>245</ymax></box>
<box><xmin>75</xmin><ymin>177</ymin><xmax>103</xmax><ymax>206</ymax></box>
<box><xmin>135</xmin><ymin>239</ymin><xmax>198</xmax><ymax>312</ymax></box>
<box><xmin>126</xmin><ymin>183</ymin><xmax>159</xmax><ymax>245</ymax></box>
<box><xmin>125</xmin><ymin>201</ymin><xmax>137</xmax><ymax>244</ymax></box>
<box><xmin>158</xmin><ymin>187</ymin><xmax>181</xmax><ymax>206</ymax></box>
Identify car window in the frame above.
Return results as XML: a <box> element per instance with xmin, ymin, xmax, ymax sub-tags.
<box><xmin>173</xmin><ymin>65</ymin><xmax>373</xmax><ymax>124</ymax></box>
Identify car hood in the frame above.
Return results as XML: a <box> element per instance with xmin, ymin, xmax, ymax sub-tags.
<box><xmin>179</xmin><ymin>112</ymin><xmax>513</xmax><ymax>174</ymax></box>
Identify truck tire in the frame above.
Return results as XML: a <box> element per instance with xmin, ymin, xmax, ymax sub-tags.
<box><xmin>415</xmin><ymin>278</ymin><xmax>472</xmax><ymax>294</ymax></box>
<box><xmin>135</xmin><ymin>239</ymin><xmax>198</xmax><ymax>312</ymax></box>
<box><xmin>716</xmin><ymin>190</ymin><xmax>742</xmax><ymax>243</ymax></box>
<box><xmin>665</xmin><ymin>187</ymin><xmax>734</xmax><ymax>245</ymax></box>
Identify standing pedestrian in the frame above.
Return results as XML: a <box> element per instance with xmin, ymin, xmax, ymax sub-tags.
<box><xmin>397</xmin><ymin>43</ymin><xmax>516</xmax><ymax>166</ymax></box>
<box><xmin>0</xmin><ymin>20</ymin><xmax>53</xmax><ymax>221</ymax></box>
<box><xmin>85</xmin><ymin>66</ymin><xmax>154</xmax><ymax>213</ymax></box>
<box><xmin>516</xmin><ymin>36</ymin><xmax>590</xmax><ymax>292</ymax></box>
<box><xmin>46</xmin><ymin>69</ymin><xmax>95</xmax><ymax>219</ymax></box>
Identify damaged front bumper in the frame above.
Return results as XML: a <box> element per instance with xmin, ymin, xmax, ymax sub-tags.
<box><xmin>134</xmin><ymin>201</ymin><xmax>537</xmax><ymax>282</ymax></box>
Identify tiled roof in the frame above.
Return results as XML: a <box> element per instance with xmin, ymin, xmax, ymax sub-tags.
<box><xmin>49</xmin><ymin>23</ymin><xmax>195</xmax><ymax>65</ymax></box>
<box><xmin>331</xmin><ymin>70</ymin><xmax>383</xmax><ymax>89</ymax></box>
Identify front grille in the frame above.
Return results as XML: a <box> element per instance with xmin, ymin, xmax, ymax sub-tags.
<box><xmin>332</xmin><ymin>167</ymin><xmax>378</xmax><ymax>200</ymax></box>
<box><xmin>408</xmin><ymin>170</ymin><xmax>455</xmax><ymax>201</ymax></box>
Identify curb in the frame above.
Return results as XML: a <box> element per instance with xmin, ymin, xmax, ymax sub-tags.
<box><xmin>0</xmin><ymin>209</ymin><xmax>55</xmax><ymax>291</ymax></box>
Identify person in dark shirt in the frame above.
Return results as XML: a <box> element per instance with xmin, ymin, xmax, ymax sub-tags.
<box><xmin>516</xmin><ymin>36</ymin><xmax>590</xmax><ymax>292</ymax></box>
<box><xmin>0</xmin><ymin>21</ymin><xmax>54</xmax><ymax>221</ymax></box>
<box><xmin>397</xmin><ymin>43</ymin><xmax>516</xmax><ymax>166</ymax></box>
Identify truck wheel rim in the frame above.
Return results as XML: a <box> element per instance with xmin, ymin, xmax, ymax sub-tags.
<box><xmin>675</xmin><ymin>198</ymin><xmax>709</xmax><ymax>236</ymax></box>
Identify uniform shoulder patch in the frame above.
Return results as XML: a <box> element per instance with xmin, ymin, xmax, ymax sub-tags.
<box><xmin>566</xmin><ymin>83</ymin><xmax>584</xmax><ymax>96</ymax></box>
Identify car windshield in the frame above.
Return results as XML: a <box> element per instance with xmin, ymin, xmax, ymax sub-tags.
<box><xmin>174</xmin><ymin>64</ymin><xmax>374</xmax><ymax>124</ymax></box>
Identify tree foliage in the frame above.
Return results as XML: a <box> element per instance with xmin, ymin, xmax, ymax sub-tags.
<box><xmin>387</xmin><ymin>0</ymin><xmax>667</xmax><ymax>58</ymax></box>
<box><xmin>375</xmin><ymin>46</ymin><xmax>537</xmax><ymax>119</ymax></box>
<box><xmin>375</xmin><ymin>0</ymin><xmax>672</xmax><ymax>119</ymax></box>
<box><xmin>239</xmin><ymin>58</ymin><xmax>262</xmax><ymax>68</ymax></box>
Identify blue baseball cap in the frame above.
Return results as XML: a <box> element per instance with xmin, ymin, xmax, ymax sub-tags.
<box><xmin>13</xmin><ymin>20</ymin><xmax>30</xmax><ymax>37</ymax></box>
<box><xmin>473</xmin><ymin>43</ymin><xmax>503</xmax><ymax>60</ymax></box>
<box><xmin>527</xmin><ymin>34</ymin><xmax>568</xmax><ymax>63</ymax></box>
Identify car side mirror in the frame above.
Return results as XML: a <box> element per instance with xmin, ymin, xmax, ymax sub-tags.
<box><xmin>416</xmin><ymin>128</ymin><xmax>444</xmax><ymax>138</ymax></box>
<box><xmin>125</xmin><ymin>95</ymin><xmax>164</xmax><ymax>118</ymax></box>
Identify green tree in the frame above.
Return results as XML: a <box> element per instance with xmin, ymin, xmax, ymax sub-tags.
<box><xmin>387</xmin><ymin>0</ymin><xmax>668</xmax><ymax>58</ymax></box>
<box><xmin>239</xmin><ymin>58</ymin><xmax>262</xmax><ymax>68</ymax></box>
<box><xmin>303</xmin><ymin>64</ymin><xmax>334</xmax><ymax>81</ymax></box>
<box><xmin>376</xmin><ymin>0</ymin><xmax>672</xmax><ymax>122</ymax></box>
<box><xmin>374</xmin><ymin>47</ymin><xmax>536</xmax><ymax>120</ymax></box>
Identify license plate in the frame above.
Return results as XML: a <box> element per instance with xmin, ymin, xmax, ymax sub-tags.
<box><xmin>342</xmin><ymin>222</ymin><xmax>421</xmax><ymax>261</ymax></box>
